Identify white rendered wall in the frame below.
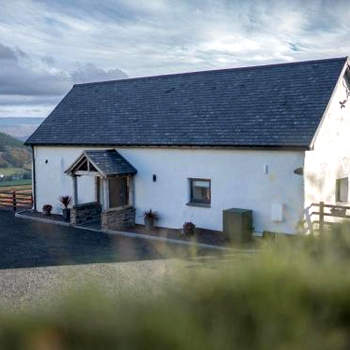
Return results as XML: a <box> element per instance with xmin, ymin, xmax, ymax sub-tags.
<box><xmin>34</xmin><ymin>146</ymin><xmax>304</xmax><ymax>234</ymax></box>
<box><xmin>304</xmin><ymin>68</ymin><xmax>350</xmax><ymax>211</ymax></box>
<box><xmin>33</xmin><ymin>148</ymin><xmax>96</xmax><ymax>213</ymax></box>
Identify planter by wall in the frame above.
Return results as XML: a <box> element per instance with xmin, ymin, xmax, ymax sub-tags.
<box><xmin>62</xmin><ymin>208</ymin><xmax>71</xmax><ymax>222</ymax></box>
<box><xmin>144</xmin><ymin>216</ymin><xmax>155</xmax><ymax>231</ymax></box>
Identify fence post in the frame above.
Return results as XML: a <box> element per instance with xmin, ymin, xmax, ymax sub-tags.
<box><xmin>12</xmin><ymin>191</ymin><xmax>17</xmax><ymax>212</ymax></box>
<box><xmin>319</xmin><ymin>201</ymin><xmax>324</xmax><ymax>235</ymax></box>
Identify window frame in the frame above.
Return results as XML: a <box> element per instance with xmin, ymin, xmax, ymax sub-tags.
<box><xmin>188</xmin><ymin>178</ymin><xmax>211</xmax><ymax>207</ymax></box>
<box><xmin>336</xmin><ymin>177</ymin><xmax>348</xmax><ymax>203</ymax></box>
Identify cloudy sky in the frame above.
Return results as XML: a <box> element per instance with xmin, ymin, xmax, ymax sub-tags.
<box><xmin>0</xmin><ymin>0</ymin><xmax>349</xmax><ymax>118</ymax></box>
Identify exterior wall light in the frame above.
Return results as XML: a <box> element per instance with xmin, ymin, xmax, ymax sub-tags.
<box><xmin>294</xmin><ymin>167</ymin><xmax>303</xmax><ymax>175</ymax></box>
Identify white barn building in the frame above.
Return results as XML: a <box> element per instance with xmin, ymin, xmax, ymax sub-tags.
<box><xmin>26</xmin><ymin>57</ymin><xmax>350</xmax><ymax>235</ymax></box>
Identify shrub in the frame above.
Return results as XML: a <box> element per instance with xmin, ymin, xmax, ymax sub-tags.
<box><xmin>143</xmin><ymin>209</ymin><xmax>158</xmax><ymax>220</ymax></box>
<box><xmin>2</xmin><ymin>226</ymin><xmax>350</xmax><ymax>348</ymax></box>
<box><xmin>183</xmin><ymin>221</ymin><xmax>196</xmax><ymax>235</ymax></box>
<box><xmin>58</xmin><ymin>195</ymin><xmax>72</xmax><ymax>209</ymax></box>
<box><xmin>42</xmin><ymin>204</ymin><xmax>52</xmax><ymax>215</ymax></box>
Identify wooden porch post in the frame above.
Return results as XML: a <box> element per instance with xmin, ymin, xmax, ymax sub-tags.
<box><xmin>102</xmin><ymin>177</ymin><xmax>109</xmax><ymax>210</ymax></box>
<box><xmin>72</xmin><ymin>175</ymin><xmax>78</xmax><ymax>206</ymax></box>
<box><xmin>128</xmin><ymin>176</ymin><xmax>134</xmax><ymax>207</ymax></box>
<box><xmin>95</xmin><ymin>176</ymin><xmax>101</xmax><ymax>204</ymax></box>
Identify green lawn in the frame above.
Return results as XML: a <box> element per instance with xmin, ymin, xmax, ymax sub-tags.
<box><xmin>0</xmin><ymin>168</ymin><xmax>31</xmax><ymax>188</ymax></box>
<box><xmin>0</xmin><ymin>168</ymin><xmax>27</xmax><ymax>176</ymax></box>
<box><xmin>0</xmin><ymin>179</ymin><xmax>31</xmax><ymax>188</ymax></box>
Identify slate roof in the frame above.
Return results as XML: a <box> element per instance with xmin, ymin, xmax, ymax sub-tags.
<box><xmin>66</xmin><ymin>150</ymin><xmax>137</xmax><ymax>177</ymax></box>
<box><xmin>26</xmin><ymin>57</ymin><xmax>348</xmax><ymax>148</ymax></box>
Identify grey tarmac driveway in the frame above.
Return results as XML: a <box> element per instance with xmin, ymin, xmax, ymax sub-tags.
<box><xmin>0</xmin><ymin>211</ymin><xmax>211</xmax><ymax>270</ymax></box>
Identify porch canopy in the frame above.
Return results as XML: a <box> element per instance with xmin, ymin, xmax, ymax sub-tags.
<box><xmin>65</xmin><ymin>149</ymin><xmax>137</xmax><ymax>178</ymax></box>
<box><xmin>65</xmin><ymin>149</ymin><xmax>137</xmax><ymax>209</ymax></box>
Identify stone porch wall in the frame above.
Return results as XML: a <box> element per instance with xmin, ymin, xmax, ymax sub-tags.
<box><xmin>102</xmin><ymin>206</ymin><xmax>135</xmax><ymax>230</ymax></box>
<box><xmin>71</xmin><ymin>202</ymin><xmax>102</xmax><ymax>225</ymax></box>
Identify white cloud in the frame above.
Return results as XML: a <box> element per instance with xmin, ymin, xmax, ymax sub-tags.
<box><xmin>70</xmin><ymin>63</ymin><xmax>127</xmax><ymax>84</ymax></box>
<box><xmin>0</xmin><ymin>42</ymin><xmax>127</xmax><ymax>117</ymax></box>
<box><xmin>0</xmin><ymin>0</ymin><xmax>349</xmax><ymax>117</ymax></box>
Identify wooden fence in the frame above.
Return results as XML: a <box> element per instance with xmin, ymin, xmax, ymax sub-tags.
<box><xmin>308</xmin><ymin>201</ymin><xmax>350</xmax><ymax>234</ymax></box>
<box><xmin>0</xmin><ymin>189</ymin><xmax>33</xmax><ymax>211</ymax></box>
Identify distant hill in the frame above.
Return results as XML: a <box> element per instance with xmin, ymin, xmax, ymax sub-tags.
<box><xmin>0</xmin><ymin>132</ymin><xmax>31</xmax><ymax>170</ymax></box>
<box><xmin>0</xmin><ymin>117</ymin><xmax>44</xmax><ymax>140</ymax></box>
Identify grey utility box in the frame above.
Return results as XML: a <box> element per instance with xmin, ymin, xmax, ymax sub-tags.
<box><xmin>223</xmin><ymin>208</ymin><xmax>253</xmax><ymax>243</ymax></box>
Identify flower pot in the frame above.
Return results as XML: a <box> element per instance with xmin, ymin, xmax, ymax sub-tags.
<box><xmin>62</xmin><ymin>208</ymin><xmax>71</xmax><ymax>222</ymax></box>
<box><xmin>144</xmin><ymin>216</ymin><xmax>154</xmax><ymax>231</ymax></box>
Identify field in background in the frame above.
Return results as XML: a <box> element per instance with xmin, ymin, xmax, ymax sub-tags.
<box><xmin>0</xmin><ymin>131</ymin><xmax>32</xmax><ymax>187</ymax></box>
<box><xmin>0</xmin><ymin>180</ymin><xmax>31</xmax><ymax>188</ymax></box>
<box><xmin>0</xmin><ymin>167</ymin><xmax>28</xmax><ymax>176</ymax></box>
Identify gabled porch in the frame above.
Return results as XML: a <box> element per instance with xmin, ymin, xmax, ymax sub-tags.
<box><xmin>65</xmin><ymin>149</ymin><xmax>137</xmax><ymax>230</ymax></box>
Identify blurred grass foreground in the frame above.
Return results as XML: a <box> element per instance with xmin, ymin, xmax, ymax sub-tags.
<box><xmin>3</xmin><ymin>224</ymin><xmax>350</xmax><ymax>349</ymax></box>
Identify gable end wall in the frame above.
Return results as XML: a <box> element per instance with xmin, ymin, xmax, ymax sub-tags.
<box><xmin>305</xmin><ymin>66</ymin><xmax>350</xmax><ymax>212</ymax></box>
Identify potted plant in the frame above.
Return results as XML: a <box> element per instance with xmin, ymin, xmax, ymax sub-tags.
<box><xmin>59</xmin><ymin>195</ymin><xmax>72</xmax><ymax>222</ymax></box>
<box><xmin>42</xmin><ymin>204</ymin><xmax>52</xmax><ymax>216</ymax></box>
<box><xmin>183</xmin><ymin>221</ymin><xmax>196</xmax><ymax>236</ymax></box>
<box><xmin>144</xmin><ymin>209</ymin><xmax>158</xmax><ymax>230</ymax></box>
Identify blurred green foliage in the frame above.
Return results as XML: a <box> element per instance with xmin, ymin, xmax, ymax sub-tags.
<box><xmin>2</xmin><ymin>225</ymin><xmax>350</xmax><ymax>349</ymax></box>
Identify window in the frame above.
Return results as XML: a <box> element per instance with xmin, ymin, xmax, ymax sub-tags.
<box><xmin>189</xmin><ymin>179</ymin><xmax>211</xmax><ymax>206</ymax></box>
<box><xmin>336</xmin><ymin>177</ymin><xmax>348</xmax><ymax>203</ymax></box>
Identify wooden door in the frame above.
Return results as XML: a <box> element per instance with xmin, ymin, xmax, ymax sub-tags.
<box><xmin>108</xmin><ymin>176</ymin><xmax>128</xmax><ymax>208</ymax></box>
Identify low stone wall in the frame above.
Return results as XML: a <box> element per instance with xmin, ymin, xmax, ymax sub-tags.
<box><xmin>102</xmin><ymin>206</ymin><xmax>135</xmax><ymax>230</ymax></box>
<box><xmin>71</xmin><ymin>202</ymin><xmax>102</xmax><ymax>225</ymax></box>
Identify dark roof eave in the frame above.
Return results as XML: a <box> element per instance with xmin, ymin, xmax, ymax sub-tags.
<box><xmin>25</xmin><ymin>142</ymin><xmax>310</xmax><ymax>151</ymax></box>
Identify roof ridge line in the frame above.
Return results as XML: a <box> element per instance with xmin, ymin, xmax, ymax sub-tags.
<box><xmin>73</xmin><ymin>56</ymin><xmax>348</xmax><ymax>88</ymax></box>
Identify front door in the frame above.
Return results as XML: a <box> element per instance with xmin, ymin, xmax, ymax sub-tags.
<box><xmin>108</xmin><ymin>176</ymin><xmax>129</xmax><ymax>208</ymax></box>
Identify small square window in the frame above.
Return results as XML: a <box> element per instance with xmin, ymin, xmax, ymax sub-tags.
<box><xmin>189</xmin><ymin>178</ymin><xmax>211</xmax><ymax>206</ymax></box>
<box><xmin>336</xmin><ymin>177</ymin><xmax>348</xmax><ymax>203</ymax></box>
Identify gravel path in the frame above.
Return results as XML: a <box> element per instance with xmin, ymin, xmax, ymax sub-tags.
<box><xmin>0</xmin><ymin>259</ymin><xmax>190</xmax><ymax>312</ymax></box>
